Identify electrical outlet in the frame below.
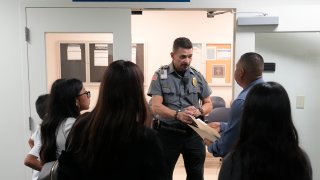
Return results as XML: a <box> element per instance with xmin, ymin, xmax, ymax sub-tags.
<box><xmin>296</xmin><ymin>96</ymin><xmax>305</xmax><ymax>109</ymax></box>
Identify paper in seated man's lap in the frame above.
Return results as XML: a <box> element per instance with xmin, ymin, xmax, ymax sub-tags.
<box><xmin>188</xmin><ymin>115</ymin><xmax>220</xmax><ymax>141</ymax></box>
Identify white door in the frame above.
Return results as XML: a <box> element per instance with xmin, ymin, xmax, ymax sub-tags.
<box><xmin>26</xmin><ymin>7</ymin><xmax>131</xmax><ymax>129</ymax></box>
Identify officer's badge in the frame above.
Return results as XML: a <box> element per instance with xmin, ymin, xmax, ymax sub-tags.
<box><xmin>192</xmin><ymin>77</ymin><xmax>197</xmax><ymax>86</ymax></box>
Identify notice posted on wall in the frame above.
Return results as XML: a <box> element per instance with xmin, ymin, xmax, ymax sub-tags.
<box><xmin>94</xmin><ymin>44</ymin><xmax>108</xmax><ymax>66</ymax></box>
<box><xmin>216</xmin><ymin>49</ymin><xmax>231</xmax><ymax>60</ymax></box>
<box><xmin>67</xmin><ymin>45</ymin><xmax>82</xmax><ymax>60</ymax></box>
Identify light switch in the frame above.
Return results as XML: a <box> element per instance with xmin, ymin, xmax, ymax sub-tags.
<box><xmin>296</xmin><ymin>96</ymin><xmax>305</xmax><ymax>109</ymax></box>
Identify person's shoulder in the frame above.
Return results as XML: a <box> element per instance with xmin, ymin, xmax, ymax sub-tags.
<box><xmin>32</xmin><ymin>126</ymin><xmax>41</xmax><ymax>136</ymax></box>
<box><xmin>73</xmin><ymin>112</ymin><xmax>92</xmax><ymax>128</ymax></box>
<box><xmin>231</xmin><ymin>99</ymin><xmax>245</xmax><ymax>111</ymax></box>
<box><xmin>155</xmin><ymin>64</ymin><xmax>169</xmax><ymax>73</ymax></box>
<box><xmin>78</xmin><ymin>112</ymin><xmax>91</xmax><ymax>120</ymax></box>
<box><xmin>190</xmin><ymin>66</ymin><xmax>201</xmax><ymax>74</ymax></box>
<box><xmin>190</xmin><ymin>66</ymin><xmax>205</xmax><ymax>78</ymax></box>
<box><xmin>65</xmin><ymin>117</ymin><xmax>77</xmax><ymax>125</ymax></box>
<box><xmin>160</xmin><ymin>64</ymin><xmax>169</xmax><ymax>69</ymax></box>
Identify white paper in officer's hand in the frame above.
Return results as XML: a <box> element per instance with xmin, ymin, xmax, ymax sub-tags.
<box><xmin>187</xmin><ymin>115</ymin><xmax>220</xmax><ymax>141</ymax></box>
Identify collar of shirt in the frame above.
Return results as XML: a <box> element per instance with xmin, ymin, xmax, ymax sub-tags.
<box><xmin>168</xmin><ymin>63</ymin><xmax>195</xmax><ymax>76</ymax></box>
<box><xmin>237</xmin><ymin>78</ymin><xmax>264</xmax><ymax>100</ymax></box>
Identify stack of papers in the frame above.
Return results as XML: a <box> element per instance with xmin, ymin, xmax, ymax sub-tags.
<box><xmin>188</xmin><ymin>115</ymin><xmax>220</xmax><ymax>141</ymax></box>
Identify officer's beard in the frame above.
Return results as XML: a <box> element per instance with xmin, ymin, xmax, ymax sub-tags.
<box><xmin>175</xmin><ymin>64</ymin><xmax>189</xmax><ymax>76</ymax></box>
<box><xmin>180</xmin><ymin>62</ymin><xmax>190</xmax><ymax>71</ymax></box>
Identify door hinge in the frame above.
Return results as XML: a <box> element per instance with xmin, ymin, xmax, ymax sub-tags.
<box><xmin>25</xmin><ymin>27</ymin><xmax>30</xmax><ymax>43</ymax></box>
<box><xmin>28</xmin><ymin>116</ymin><xmax>33</xmax><ymax>131</ymax></box>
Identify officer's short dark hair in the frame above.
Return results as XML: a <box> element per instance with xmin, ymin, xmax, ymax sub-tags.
<box><xmin>173</xmin><ymin>37</ymin><xmax>193</xmax><ymax>52</ymax></box>
<box><xmin>35</xmin><ymin>94</ymin><xmax>50</xmax><ymax>120</ymax></box>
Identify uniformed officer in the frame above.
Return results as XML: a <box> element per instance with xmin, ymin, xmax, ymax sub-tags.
<box><xmin>147</xmin><ymin>37</ymin><xmax>212</xmax><ymax>180</ymax></box>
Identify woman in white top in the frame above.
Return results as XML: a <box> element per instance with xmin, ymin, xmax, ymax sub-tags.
<box><xmin>40</xmin><ymin>78</ymin><xmax>90</xmax><ymax>164</ymax></box>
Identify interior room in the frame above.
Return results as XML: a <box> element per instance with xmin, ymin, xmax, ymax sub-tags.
<box><xmin>2</xmin><ymin>1</ymin><xmax>320</xmax><ymax>180</ymax></box>
<box><xmin>44</xmin><ymin>10</ymin><xmax>234</xmax><ymax>179</ymax></box>
<box><xmin>44</xmin><ymin>10</ymin><xmax>235</xmax><ymax>113</ymax></box>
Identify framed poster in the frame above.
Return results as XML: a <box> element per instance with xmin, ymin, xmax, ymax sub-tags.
<box><xmin>206</xmin><ymin>60</ymin><xmax>232</xmax><ymax>86</ymax></box>
<box><xmin>89</xmin><ymin>43</ymin><xmax>113</xmax><ymax>82</ymax></box>
<box><xmin>59</xmin><ymin>43</ymin><xmax>86</xmax><ymax>82</ymax></box>
<box><xmin>212</xmin><ymin>65</ymin><xmax>225</xmax><ymax>78</ymax></box>
<box><xmin>205</xmin><ymin>43</ymin><xmax>232</xmax><ymax>86</ymax></box>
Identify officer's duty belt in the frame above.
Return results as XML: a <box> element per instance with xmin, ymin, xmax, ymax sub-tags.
<box><xmin>152</xmin><ymin>119</ymin><xmax>187</xmax><ymax>133</ymax></box>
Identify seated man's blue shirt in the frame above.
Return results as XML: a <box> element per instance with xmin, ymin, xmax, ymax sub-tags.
<box><xmin>208</xmin><ymin>78</ymin><xmax>264</xmax><ymax>157</ymax></box>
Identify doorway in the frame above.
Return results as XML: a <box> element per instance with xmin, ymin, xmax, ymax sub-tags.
<box><xmin>131</xmin><ymin>9</ymin><xmax>235</xmax><ymax>180</ymax></box>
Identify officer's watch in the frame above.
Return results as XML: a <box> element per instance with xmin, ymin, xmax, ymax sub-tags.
<box><xmin>175</xmin><ymin>110</ymin><xmax>181</xmax><ymax>120</ymax></box>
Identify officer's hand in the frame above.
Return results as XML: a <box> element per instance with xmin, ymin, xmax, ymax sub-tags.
<box><xmin>184</xmin><ymin>106</ymin><xmax>201</xmax><ymax>117</ymax></box>
<box><xmin>176</xmin><ymin>111</ymin><xmax>193</xmax><ymax>124</ymax></box>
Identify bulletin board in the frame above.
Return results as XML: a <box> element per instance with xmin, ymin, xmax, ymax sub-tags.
<box><xmin>89</xmin><ymin>43</ymin><xmax>113</xmax><ymax>82</ymax></box>
<box><xmin>59</xmin><ymin>42</ymin><xmax>144</xmax><ymax>83</ymax></box>
<box><xmin>205</xmin><ymin>44</ymin><xmax>232</xmax><ymax>86</ymax></box>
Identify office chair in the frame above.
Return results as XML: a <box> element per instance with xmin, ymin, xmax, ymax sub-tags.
<box><xmin>210</xmin><ymin>96</ymin><xmax>226</xmax><ymax>109</ymax></box>
<box><xmin>206</xmin><ymin>107</ymin><xmax>230</xmax><ymax>123</ymax></box>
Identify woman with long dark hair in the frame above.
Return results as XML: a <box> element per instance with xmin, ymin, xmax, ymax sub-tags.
<box><xmin>40</xmin><ymin>78</ymin><xmax>90</xmax><ymax>163</ymax></box>
<box><xmin>57</xmin><ymin>60</ymin><xmax>166</xmax><ymax>180</ymax></box>
<box><xmin>218</xmin><ymin>82</ymin><xmax>312</xmax><ymax>180</ymax></box>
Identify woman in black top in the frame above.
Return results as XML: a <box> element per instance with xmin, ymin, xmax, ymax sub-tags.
<box><xmin>219</xmin><ymin>82</ymin><xmax>312</xmax><ymax>180</ymax></box>
<box><xmin>57</xmin><ymin>60</ymin><xmax>166</xmax><ymax>180</ymax></box>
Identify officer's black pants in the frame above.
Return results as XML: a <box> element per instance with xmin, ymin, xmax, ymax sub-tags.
<box><xmin>158</xmin><ymin>127</ymin><xmax>205</xmax><ymax>180</ymax></box>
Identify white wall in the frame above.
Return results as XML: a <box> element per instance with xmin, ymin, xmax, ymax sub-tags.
<box><xmin>1</xmin><ymin>1</ymin><xmax>320</xmax><ymax>180</ymax></box>
<box><xmin>256</xmin><ymin>32</ymin><xmax>320</xmax><ymax>179</ymax></box>
<box><xmin>234</xmin><ymin>5</ymin><xmax>320</xmax><ymax>180</ymax></box>
<box><xmin>0</xmin><ymin>0</ymin><xmax>30</xmax><ymax>179</ymax></box>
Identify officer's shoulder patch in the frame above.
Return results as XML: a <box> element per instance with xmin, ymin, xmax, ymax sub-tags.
<box><xmin>157</xmin><ymin>65</ymin><xmax>169</xmax><ymax>72</ymax></box>
<box><xmin>152</xmin><ymin>73</ymin><xmax>158</xmax><ymax>81</ymax></box>
<box><xmin>160</xmin><ymin>65</ymin><xmax>169</xmax><ymax>69</ymax></box>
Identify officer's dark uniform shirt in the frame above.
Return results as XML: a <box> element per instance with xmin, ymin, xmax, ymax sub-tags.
<box><xmin>147</xmin><ymin>63</ymin><xmax>212</xmax><ymax>125</ymax></box>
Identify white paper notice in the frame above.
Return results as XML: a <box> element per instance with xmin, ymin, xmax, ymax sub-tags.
<box><xmin>67</xmin><ymin>46</ymin><xmax>82</xmax><ymax>60</ymax></box>
<box><xmin>192</xmin><ymin>43</ymin><xmax>202</xmax><ymax>71</ymax></box>
<box><xmin>216</xmin><ymin>49</ymin><xmax>231</xmax><ymax>60</ymax></box>
<box><xmin>94</xmin><ymin>44</ymin><xmax>108</xmax><ymax>66</ymax></box>
<box><xmin>132</xmin><ymin>45</ymin><xmax>137</xmax><ymax>63</ymax></box>
<box><xmin>206</xmin><ymin>47</ymin><xmax>216</xmax><ymax>60</ymax></box>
